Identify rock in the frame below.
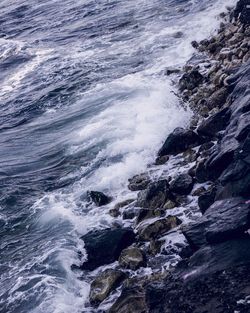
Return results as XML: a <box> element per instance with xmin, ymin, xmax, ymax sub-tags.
<box><xmin>163</xmin><ymin>200</ymin><xmax>177</xmax><ymax>210</ymax></box>
<box><xmin>148</xmin><ymin>239</ymin><xmax>163</xmax><ymax>255</ymax></box>
<box><xmin>136</xmin><ymin>180</ymin><xmax>171</xmax><ymax>210</ymax></box>
<box><xmin>119</xmin><ymin>247</ymin><xmax>146</xmax><ymax>270</ymax></box>
<box><xmin>191</xmin><ymin>40</ymin><xmax>199</xmax><ymax>49</ymax></box>
<box><xmin>182</xmin><ymin>148</ymin><xmax>198</xmax><ymax>163</ymax></box>
<box><xmin>109</xmin><ymin>207</ymin><xmax>121</xmax><ymax>217</ymax></box>
<box><xmin>182</xmin><ymin>198</ymin><xmax>250</xmax><ymax>250</ymax></box>
<box><xmin>187</xmin><ymin>238</ymin><xmax>250</xmax><ymax>278</ymax></box>
<box><xmin>122</xmin><ymin>208</ymin><xmax>137</xmax><ymax>220</ymax></box>
<box><xmin>138</xmin><ymin>216</ymin><xmax>182</xmax><ymax>241</ymax></box>
<box><xmin>179</xmin><ymin>69</ymin><xmax>203</xmax><ymax>91</ymax></box>
<box><xmin>234</xmin><ymin>0</ymin><xmax>250</xmax><ymax>24</ymax></box>
<box><xmin>206</xmin><ymin>87</ymin><xmax>228</xmax><ymax>109</ymax></box>
<box><xmin>80</xmin><ymin>228</ymin><xmax>135</xmax><ymax>270</ymax></box>
<box><xmin>88</xmin><ymin>191</ymin><xmax>112</xmax><ymax>207</ymax></box>
<box><xmin>192</xmin><ymin>186</ymin><xmax>206</xmax><ymax>197</ymax></box>
<box><xmin>136</xmin><ymin>208</ymin><xmax>165</xmax><ymax>224</ymax></box>
<box><xmin>165</xmin><ymin>67</ymin><xmax>180</xmax><ymax>76</ymax></box>
<box><xmin>158</xmin><ymin>127</ymin><xmax>201</xmax><ymax>157</ymax></box>
<box><xmin>170</xmin><ymin>173</ymin><xmax>194</xmax><ymax>195</ymax></box>
<box><xmin>128</xmin><ymin>174</ymin><xmax>150</xmax><ymax>191</ymax></box>
<box><xmin>108</xmin><ymin>286</ymin><xmax>147</xmax><ymax>313</ymax></box>
<box><xmin>155</xmin><ymin>155</ymin><xmax>169</xmax><ymax>165</ymax></box>
<box><xmin>195</xmin><ymin>159</ymin><xmax>210</xmax><ymax>183</ymax></box>
<box><xmin>89</xmin><ymin>269</ymin><xmax>127</xmax><ymax>305</ymax></box>
<box><xmin>198</xmin><ymin>187</ymin><xmax>217</xmax><ymax>213</ymax></box>
<box><xmin>197</xmin><ymin>107</ymin><xmax>231</xmax><ymax>138</ymax></box>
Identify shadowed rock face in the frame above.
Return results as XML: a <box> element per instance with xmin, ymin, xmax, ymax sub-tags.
<box><xmin>80</xmin><ymin>228</ymin><xmax>135</xmax><ymax>270</ymax></box>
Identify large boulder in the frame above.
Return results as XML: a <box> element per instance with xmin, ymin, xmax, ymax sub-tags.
<box><xmin>138</xmin><ymin>216</ymin><xmax>182</xmax><ymax>241</ymax></box>
<box><xmin>182</xmin><ymin>198</ymin><xmax>250</xmax><ymax>250</ymax></box>
<box><xmin>128</xmin><ymin>174</ymin><xmax>150</xmax><ymax>191</ymax></box>
<box><xmin>170</xmin><ymin>173</ymin><xmax>194</xmax><ymax>195</ymax></box>
<box><xmin>198</xmin><ymin>186</ymin><xmax>217</xmax><ymax>213</ymax></box>
<box><xmin>87</xmin><ymin>191</ymin><xmax>112</xmax><ymax>206</ymax></box>
<box><xmin>119</xmin><ymin>247</ymin><xmax>146</xmax><ymax>270</ymax></box>
<box><xmin>136</xmin><ymin>180</ymin><xmax>171</xmax><ymax>210</ymax></box>
<box><xmin>158</xmin><ymin>128</ymin><xmax>201</xmax><ymax>157</ymax></box>
<box><xmin>89</xmin><ymin>269</ymin><xmax>127</xmax><ymax>305</ymax></box>
<box><xmin>81</xmin><ymin>228</ymin><xmax>135</xmax><ymax>270</ymax></box>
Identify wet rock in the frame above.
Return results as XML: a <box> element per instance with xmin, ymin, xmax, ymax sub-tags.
<box><xmin>197</xmin><ymin>107</ymin><xmax>231</xmax><ymax>138</ymax></box>
<box><xmin>192</xmin><ymin>186</ymin><xmax>206</xmax><ymax>197</ymax></box>
<box><xmin>165</xmin><ymin>67</ymin><xmax>180</xmax><ymax>76</ymax></box>
<box><xmin>163</xmin><ymin>200</ymin><xmax>177</xmax><ymax>210</ymax></box>
<box><xmin>119</xmin><ymin>247</ymin><xmax>146</xmax><ymax>270</ymax></box>
<box><xmin>89</xmin><ymin>269</ymin><xmax>127</xmax><ymax>305</ymax></box>
<box><xmin>170</xmin><ymin>173</ymin><xmax>194</xmax><ymax>195</ymax></box>
<box><xmin>128</xmin><ymin>174</ymin><xmax>150</xmax><ymax>191</ymax></box>
<box><xmin>234</xmin><ymin>1</ymin><xmax>250</xmax><ymax>24</ymax></box>
<box><xmin>88</xmin><ymin>191</ymin><xmax>112</xmax><ymax>206</ymax></box>
<box><xmin>108</xmin><ymin>286</ymin><xmax>147</xmax><ymax>313</ymax></box>
<box><xmin>195</xmin><ymin>159</ymin><xmax>210</xmax><ymax>183</ymax></box>
<box><xmin>114</xmin><ymin>199</ymin><xmax>135</xmax><ymax>210</ymax></box>
<box><xmin>138</xmin><ymin>216</ymin><xmax>182</xmax><ymax>241</ymax></box>
<box><xmin>80</xmin><ymin>228</ymin><xmax>135</xmax><ymax>270</ymax></box>
<box><xmin>109</xmin><ymin>207</ymin><xmax>121</xmax><ymax>217</ymax></box>
<box><xmin>182</xmin><ymin>198</ymin><xmax>250</xmax><ymax>250</ymax></box>
<box><xmin>136</xmin><ymin>207</ymin><xmax>165</xmax><ymax>224</ymax></box>
<box><xmin>148</xmin><ymin>239</ymin><xmax>163</xmax><ymax>255</ymax></box>
<box><xmin>206</xmin><ymin>87</ymin><xmax>229</xmax><ymax>109</ymax></box>
<box><xmin>122</xmin><ymin>207</ymin><xmax>137</xmax><ymax>220</ymax></box>
<box><xmin>179</xmin><ymin>69</ymin><xmax>204</xmax><ymax>91</ymax></box>
<box><xmin>136</xmin><ymin>180</ymin><xmax>171</xmax><ymax>210</ymax></box>
<box><xmin>198</xmin><ymin>187</ymin><xmax>217</xmax><ymax>213</ymax></box>
<box><xmin>155</xmin><ymin>155</ymin><xmax>169</xmax><ymax>165</ymax></box>
<box><xmin>182</xmin><ymin>148</ymin><xmax>198</xmax><ymax>163</ymax></box>
<box><xmin>158</xmin><ymin>127</ymin><xmax>201</xmax><ymax>157</ymax></box>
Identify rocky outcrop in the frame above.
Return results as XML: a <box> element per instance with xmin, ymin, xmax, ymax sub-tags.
<box><xmin>128</xmin><ymin>174</ymin><xmax>151</xmax><ymax>191</ymax></box>
<box><xmin>80</xmin><ymin>228</ymin><xmax>135</xmax><ymax>270</ymax></box>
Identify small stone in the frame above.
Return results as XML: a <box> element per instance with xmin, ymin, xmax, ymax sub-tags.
<box><xmin>192</xmin><ymin>186</ymin><xmax>206</xmax><ymax>197</ymax></box>
<box><xmin>163</xmin><ymin>200</ymin><xmax>177</xmax><ymax>210</ymax></box>
<box><xmin>155</xmin><ymin>155</ymin><xmax>169</xmax><ymax>165</ymax></box>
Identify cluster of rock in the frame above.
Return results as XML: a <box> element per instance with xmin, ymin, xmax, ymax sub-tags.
<box><xmin>76</xmin><ymin>2</ymin><xmax>250</xmax><ymax>312</ymax></box>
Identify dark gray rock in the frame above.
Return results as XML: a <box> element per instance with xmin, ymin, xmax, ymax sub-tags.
<box><xmin>90</xmin><ymin>269</ymin><xmax>127</xmax><ymax>305</ymax></box>
<box><xmin>182</xmin><ymin>198</ymin><xmax>250</xmax><ymax>250</ymax></box>
<box><xmin>158</xmin><ymin>128</ymin><xmax>201</xmax><ymax>157</ymax></box>
<box><xmin>234</xmin><ymin>0</ymin><xmax>250</xmax><ymax>24</ymax></box>
<box><xmin>170</xmin><ymin>173</ymin><xmax>194</xmax><ymax>195</ymax></box>
<box><xmin>198</xmin><ymin>187</ymin><xmax>217</xmax><ymax>213</ymax></box>
<box><xmin>179</xmin><ymin>69</ymin><xmax>203</xmax><ymax>91</ymax></box>
<box><xmin>80</xmin><ymin>228</ymin><xmax>135</xmax><ymax>270</ymax></box>
<box><xmin>88</xmin><ymin>191</ymin><xmax>112</xmax><ymax>206</ymax></box>
<box><xmin>136</xmin><ymin>180</ymin><xmax>171</xmax><ymax>210</ymax></box>
<box><xmin>197</xmin><ymin>107</ymin><xmax>231</xmax><ymax>138</ymax></box>
<box><xmin>108</xmin><ymin>286</ymin><xmax>147</xmax><ymax>313</ymax></box>
<box><xmin>128</xmin><ymin>174</ymin><xmax>150</xmax><ymax>191</ymax></box>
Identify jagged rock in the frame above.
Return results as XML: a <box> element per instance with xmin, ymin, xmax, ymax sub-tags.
<box><xmin>148</xmin><ymin>239</ymin><xmax>163</xmax><ymax>255</ymax></box>
<box><xmin>114</xmin><ymin>199</ymin><xmax>135</xmax><ymax>210</ymax></box>
<box><xmin>89</xmin><ymin>269</ymin><xmax>127</xmax><ymax>305</ymax></box>
<box><xmin>119</xmin><ymin>247</ymin><xmax>146</xmax><ymax>270</ymax></box>
<box><xmin>109</xmin><ymin>207</ymin><xmax>121</xmax><ymax>217</ymax></box>
<box><xmin>195</xmin><ymin>159</ymin><xmax>210</xmax><ymax>183</ymax></box>
<box><xmin>197</xmin><ymin>107</ymin><xmax>231</xmax><ymax>138</ymax></box>
<box><xmin>80</xmin><ymin>228</ymin><xmax>135</xmax><ymax>270</ymax></box>
<box><xmin>165</xmin><ymin>67</ymin><xmax>181</xmax><ymax>76</ymax></box>
<box><xmin>136</xmin><ymin>180</ymin><xmax>171</xmax><ymax>210</ymax></box>
<box><xmin>88</xmin><ymin>191</ymin><xmax>112</xmax><ymax>206</ymax></box>
<box><xmin>138</xmin><ymin>216</ymin><xmax>182</xmax><ymax>241</ymax></box>
<box><xmin>179</xmin><ymin>69</ymin><xmax>203</xmax><ymax>91</ymax></box>
<box><xmin>234</xmin><ymin>0</ymin><xmax>250</xmax><ymax>24</ymax></box>
<box><xmin>170</xmin><ymin>173</ymin><xmax>194</xmax><ymax>195</ymax></box>
<box><xmin>182</xmin><ymin>198</ymin><xmax>250</xmax><ymax>250</ymax></box>
<box><xmin>198</xmin><ymin>187</ymin><xmax>217</xmax><ymax>213</ymax></box>
<box><xmin>122</xmin><ymin>208</ymin><xmax>137</xmax><ymax>220</ymax></box>
<box><xmin>128</xmin><ymin>174</ymin><xmax>150</xmax><ymax>191</ymax></box>
<box><xmin>136</xmin><ymin>208</ymin><xmax>165</xmax><ymax>224</ymax></box>
<box><xmin>183</xmin><ymin>148</ymin><xmax>198</xmax><ymax>163</ymax></box>
<box><xmin>158</xmin><ymin>127</ymin><xmax>201</xmax><ymax>157</ymax></box>
<box><xmin>108</xmin><ymin>286</ymin><xmax>147</xmax><ymax>313</ymax></box>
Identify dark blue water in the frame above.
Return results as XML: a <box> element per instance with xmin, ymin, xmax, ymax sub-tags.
<box><xmin>0</xmin><ymin>0</ymin><xmax>233</xmax><ymax>312</ymax></box>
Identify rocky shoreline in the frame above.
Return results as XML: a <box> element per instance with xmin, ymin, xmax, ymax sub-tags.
<box><xmin>76</xmin><ymin>2</ymin><xmax>250</xmax><ymax>312</ymax></box>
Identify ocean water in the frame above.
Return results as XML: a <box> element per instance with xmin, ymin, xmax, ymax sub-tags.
<box><xmin>0</xmin><ymin>0</ymin><xmax>235</xmax><ymax>312</ymax></box>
